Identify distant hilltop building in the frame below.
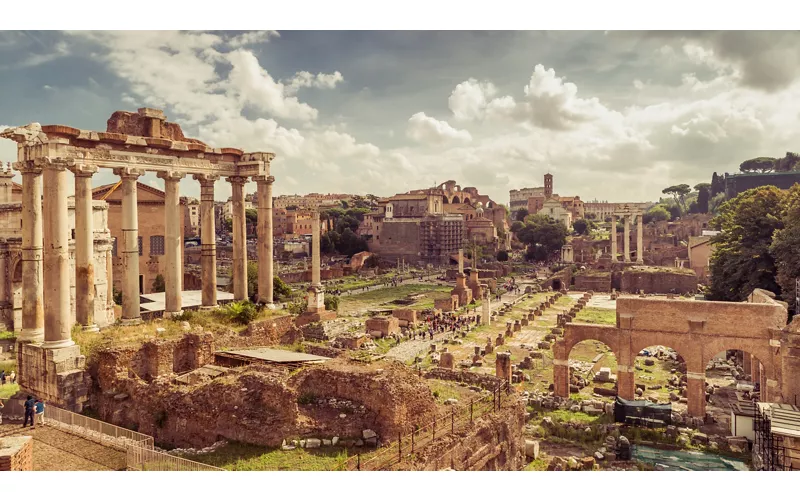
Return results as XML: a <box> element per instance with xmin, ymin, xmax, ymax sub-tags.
<box><xmin>361</xmin><ymin>180</ymin><xmax>509</xmax><ymax>264</ymax></box>
<box><xmin>712</xmin><ymin>170</ymin><xmax>800</xmax><ymax>199</ymax></box>
<box><xmin>272</xmin><ymin>193</ymin><xmax>352</xmax><ymax>210</ymax></box>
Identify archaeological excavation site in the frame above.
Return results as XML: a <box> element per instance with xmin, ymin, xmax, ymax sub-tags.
<box><xmin>2</xmin><ymin>28</ymin><xmax>800</xmax><ymax>483</ymax></box>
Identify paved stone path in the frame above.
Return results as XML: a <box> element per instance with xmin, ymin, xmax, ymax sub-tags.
<box><xmin>0</xmin><ymin>423</ymin><xmax>126</xmax><ymax>471</ymax></box>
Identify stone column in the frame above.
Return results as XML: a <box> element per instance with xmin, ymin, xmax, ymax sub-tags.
<box><xmin>41</xmin><ymin>158</ymin><xmax>73</xmax><ymax>348</ymax></box>
<box><xmin>195</xmin><ymin>174</ymin><xmax>219</xmax><ymax>308</ymax></box>
<box><xmin>256</xmin><ymin>175</ymin><xmax>275</xmax><ymax>306</ymax></box>
<box><xmin>495</xmin><ymin>351</ymin><xmax>512</xmax><ymax>384</ymax></box>
<box><xmin>312</xmin><ymin>210</ymin><xmax>321</xmax><ymax>286</ymax></box>
<box><xmin>623</xmin><ymin>215</ymin><xmax>631</xmax><ymax>263</ymax></box>
<box><xmin>458</xmin><ymin>248</ymin><xmax>464</xmax><ymax>274</ymax></box>
<box><xmin>0</xmin><ymin>163</ymin><xmax>14</xmax><ymax>203</ymax></box>
<box><xmin>114</xmin><ymin>167</ymin><xmax>143</xmax><ymax>324</ymax></box>
<box><xmin>686</xmin><ymin>372</ymin><xmax>706</xmax><ymax>417</ymax></box>
<box><xmin>636</xmin><ymin>213</ymin><xmax>644</xmax><ymax>264</ymax></box>
<box><xmin>227</xmin><ymin>176</ymin><xmax>248</xmax><ymax>301</ymax></box>
<box><xmin>17</xmin><ymin>161</ymin><xmax>44</xmax><ymax>343</ymax></box>
<box><xmin>610</xmin><ymin>214</ymin><xmax>617</xmax><ymax>262</ymax></box>
<box><xmin>159</xmin><ymin>171</ymin><xmax>185</xmax><ymax>315</ymax></box>
<box><xmin>71</xmin><ymin>164</ymin><xmax>99</xmax><ymax>332</ymax></box>
<box><xmin>481</xmin><ymin>286</ymin><xmax>491</xmax><ymax>325</ymax></box>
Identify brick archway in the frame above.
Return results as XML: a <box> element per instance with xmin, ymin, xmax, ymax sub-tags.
<box><xmin>555</xmin><ymin>293</ymin><xmax>788</xmax><ymax>417</ymax></box>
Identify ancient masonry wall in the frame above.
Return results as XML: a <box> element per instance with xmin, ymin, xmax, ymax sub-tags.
<box><xmin>573</xmin><ymin>272</ymin><xmax>612</xmax><ymax>292</ymax></box>
<box><xmin>424</xmin><ymin>367</ymin><xmax>503</xmax><ymax>391</ymax></box>
<box><xmin>619</xmin><ymin>269</ymin><xmax>698</xmax><ymax>294</ymax></box>
<box><xmin>412</xmin><ymin>398</ymin><xmax>526</xmax><ymax>471</ymax></box>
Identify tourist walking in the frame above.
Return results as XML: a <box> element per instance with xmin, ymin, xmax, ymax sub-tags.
<box><xmin>0</xmin><ymin>398</ymin><xmax>4</xmax><ymax>424</ymax></box>
<box><xmin>35</xmin><ymin>399</ymin><xmax>46</xmax><ymax>426</ymax></box>
<box><xmin>22</xmin><ymin>395</ymin><xmax>35</xmax><ymax>428</ymax></box>
<box><xmin>9</xmin><ymin>370</ymin><xmax>15</xmax><ymax>384</ymax></box>
<box><xmin>0</xmin><ymin>370</ymin><xmax>5</xmax><ymax>385</ymax></box>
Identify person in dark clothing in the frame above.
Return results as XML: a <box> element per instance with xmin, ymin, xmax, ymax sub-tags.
<box><xmin>23</xmin><ymin>395</ymin><xmax>36</xmax><ymax>428</ymax></box>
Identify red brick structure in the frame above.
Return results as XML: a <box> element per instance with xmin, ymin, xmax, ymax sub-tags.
<box><xmin>554</xmin><ymin>290</ymin><xmax>794</xmax><ymax>417</ymax></box>
<box><xmin>0</xmin><ymin>436</ymin><xmax>33</xmax><ymax>471</ymax></box>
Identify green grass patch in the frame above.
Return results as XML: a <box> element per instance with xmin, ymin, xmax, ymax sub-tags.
<box><xmin>0</xmin><ymin>383</ymin><xmax>19</xmax><ymax>400</ymax></box>
<box><xmin>524</xmin><ymin>457</ymin><xmax>550</xmax><ymax>471</ymax></box>
<box><xmin>574</xmin><ymin>307</ymin><xmax>616</xmax><ymax>325</ymax></box>
<box><xmin>0</xmin><ymin>331</ymin><xmax>16</xmax><ymax>340</ymax></box>
<box><xmin>182</xmin><ymin>442</ymin><xmax>354</xmax><ymax>471</ymax></box>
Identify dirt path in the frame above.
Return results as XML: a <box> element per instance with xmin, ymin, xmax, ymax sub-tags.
<box><xmin>0</xmin><ymin>423</ymin><xmax>126</xmax><ymax>471</ymax></box>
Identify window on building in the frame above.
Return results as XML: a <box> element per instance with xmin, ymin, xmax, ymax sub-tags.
<box><xmin>150</xmin><ymin>235</ymin><xmax>165</xmax><ymax>256</ymax></box>
<box><xmin>138</xmin><ymin>236</ymin><xmax>143</xmax><ymax>256</ymax></box>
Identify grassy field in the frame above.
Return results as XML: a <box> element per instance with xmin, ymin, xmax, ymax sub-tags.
<box><xmin>0</xmin><ymin>357</ymin><xmax>19</xmax><ymax>399</ymax></box>
<box><xmin>574</xmin><ymin>307</ymin><xmax>617</xmax><ymax>325</ymax></box>
<box><xmin>0</xmin><ymin>331</ymin><xmax>16</xmax><ymax>340</ymax></box>
<box><xmin>338</xmin><ymin>284</ymin><xmax>453</xmax><ymax>315</ymax></box>
<box><xmin>183</xmin><ymin>442</ymin><xmax>361</xmax><ymax>471</ymax></box>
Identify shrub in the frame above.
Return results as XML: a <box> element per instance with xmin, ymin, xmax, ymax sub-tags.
<box><xmin>151</xmin><ymin>274</ymin><xmax>165</xmax><ymax>293</ymax></box>
<box><xmin>497</xmin><ymin>250</ymin><xmax>509</xmax><ymax>262</ymax></box>
<box><xmin>222</xmin><ymin>301</ymin><xmax>258</xmax><ymax>325</ymax></box>
<box><xmin>287</xmin><ymin>300</ymin><xmax>307</xmax><ymax>315</ymax></box>
<box><xmin>324</xmin><ymin>295</ymin><xmax>339</xmax><ymax>311</ymax></box>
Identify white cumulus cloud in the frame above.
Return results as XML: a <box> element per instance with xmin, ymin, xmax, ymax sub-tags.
<box><xmin>406</xmin><ymin>112</ymin><xmax>472</xmax><ymax>145</ymax></box>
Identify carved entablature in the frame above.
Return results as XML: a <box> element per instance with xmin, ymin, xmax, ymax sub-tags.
<box><xmin>1</xmin><ymin>111</ymin><xmax>275</xmax><ymax>180</ymax></box>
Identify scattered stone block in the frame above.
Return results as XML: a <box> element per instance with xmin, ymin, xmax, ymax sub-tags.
<box><xmin>306</xmin><ymin>438</ymin><xmax>321</xmax><ymax>449</ymax></box>
<box><xmin>525</xmin><ymin>440</ymin><xmax>540</xmax><ymax>459</ymax></box>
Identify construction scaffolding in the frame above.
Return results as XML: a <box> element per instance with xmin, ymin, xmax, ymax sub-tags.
<box><xmin>752</xmin><ymin>402</ymin><xmax>800</xmax><ymax>471</ymax></box>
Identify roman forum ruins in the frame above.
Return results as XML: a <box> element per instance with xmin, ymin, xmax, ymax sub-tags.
<box><xmin>610</xmin><ymin>204</ymin><xmax>644</xmax><ymax>264</ymax></box>
<box><xmin>0</xmin><ymin>108</ymin><xmax>277</xmax><ymax>408</ymax></box>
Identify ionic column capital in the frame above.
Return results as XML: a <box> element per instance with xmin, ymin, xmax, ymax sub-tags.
<box><xmin>113</xmin><ymin>167</ymin><xmax>144</xmax><ymax>179</ymax></box>
<box><xmin>69</xmin><ymin>163</ymin><xmax>99</xmax><ymax>177</ymax></box>
<box><xmin>254</xmin><ymin>175</ymin><xmax>275</xmax><ymax>185</ymax></box>
<box><xmin>34</xmin><ymin>156</ymin><xmax>74</xmax><ymax>172</ymax></box>
<box><xmin>226</xmin><ymin>175</ymin><xmax>249</xmax><ymax>185</ymax></box>
<box><xmin>157</xmin><ymin>171</ymin><xmax>186</xmax><ymax>182</ymax></box>
<box><xmin>13</xmin><ymin>160</ymin><xmax>42</xmax><ymax>176</ymax></box>
<box><xmin>193</xmin><ymin>173</ymin><xmax>220</xmax><ymax>185</ymax></box>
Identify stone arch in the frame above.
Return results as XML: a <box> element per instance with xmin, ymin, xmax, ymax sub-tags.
<box><xmin>452</xmin><ymin>195</ymin><xmax>461</xmax><ymax>204</ymax></box>
<box><xmin>442</xmin><ymin>196</ymin><xmax>450</xmax><ymax>204</ymax></box>
<box><xmin>463</xmin><ymin>197</ymin><xmax>471</xmax><ymax>205</ymax></box>
<box><xmin>631</xmin><ymin>344</ymin><xmax>687</xmax><ymax>404</ymax></box>
<box><xmin>486</xmin><ymin>201</ymin><xmax>493</xmax><ymax>208</ymax></box>
<box><xmin>566</xmin><ymin>338</ymin><xmax>619</xmax><ymax>397</ymax></box>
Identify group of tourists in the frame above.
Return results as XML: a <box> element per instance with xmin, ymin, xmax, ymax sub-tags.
<box><xmin>407</xmin><ymin>311</ymin><xmax>478</xmax><ymax>341</ymax></box>
<box><xmin>0</xmin><ymin>369</ymin><xmax>16</xmax><ymax>385</ymax></box>
<box><xmin>22</xmin><ymin>395</ymin><xmax>46</xmax><ymax>428</ymax></box>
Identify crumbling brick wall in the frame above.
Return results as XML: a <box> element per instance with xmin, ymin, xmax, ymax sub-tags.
<box><xmin>365</xmin><ymin>316</ymin><xmax>400</xmax><ymax>337</ymax></box>
<box><xmin>243</xmin><ymin>315</ymin><xmax>300</xmax><ymax>345</ymax></box>
<box><xmin>290</xmin><ymin>359</ymin><xmax>437</xmax><ymax>439</ymax></box>
<box><xmin>573</xmin><ymin>272</ymin><xmax>612</xmax><ymax>292</ymax></box>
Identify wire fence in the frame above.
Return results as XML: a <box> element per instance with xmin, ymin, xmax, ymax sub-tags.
<box><xmin>2</xmin><ymin>401</ymin><xmax>223</xmax><ymax>471</ymax></box>
<box><xmin>332</xmin><ymin>380</ymin><xmax>511</xmax><ymax>471</ymax></box>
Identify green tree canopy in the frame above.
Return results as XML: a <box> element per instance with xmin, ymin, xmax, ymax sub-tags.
<box><xmin>694</xmin><ymin>183</ymin><xmax>712</xmax><ymax>192</ymax></box>
<box><xmin>662</xmin><ymin>184</ymin><xmax>691</xmax><ymax>214</ymax></box>
<box><xmin>707</xmin><ymin>186</ymin><xmax>786</xmax><ymax>302</ymax></box>
<box><xmin>572</xmin><ymin>218</ymin><xmax>589</xmax><ymax>235</ymax></box>
<box><xmin>515</xmin><ymin>208</ymin><xmax>529</xmax><ymax>222</ymax></box>
<box><xmin>739</xmin><ymin>157</ymin><xmax>776</xmax><ymax>173</ymax></box>
<box><xmin>642</xmin><ymin>205</ymin><xmax>670</xmax><ymax>224</ymax></box>
<box><xmin>516</xmin><ymin>214</ymin><xmax>568</xmax><ymax>260</ymax></box>
<box><xmin>697</xmin><ymin>185</ymin><xmax>710</xmax><ymax>213</ymax></box>
<box><xmin>510</xmin><ymin>221</ymin><xmax>524</xmax><ymax>233</ymax></box>
<box><xmin>496</xmin><ymin>250</ymin><xmax>509</xmax><ymax>262</ymax></box>
<box><xmin>769</xmin><ymin>183</ymin><xmax>800</xmax><ymax>310</ymax></box>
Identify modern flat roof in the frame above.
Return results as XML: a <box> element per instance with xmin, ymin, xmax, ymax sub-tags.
<box><xmin>140</xmin><ymin>290</ymin><xmax>235</xmax><ymax>312</ymax></box>
<box><xmin>216</xmin><ymin>348</ymin><xmax>330</xmax><ymax>364</ymax></box>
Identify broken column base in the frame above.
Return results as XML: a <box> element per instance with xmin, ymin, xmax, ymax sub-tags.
<box><xmin>0</xmin><ymin>436</ymin><xmax>33</xmax><ymax>471</ymax></box>
<box><xmin>17</xmin><ymin>343</ymin><xmax>91</xmax><ymax>413</ymax></box>
<box><xmin>295</xmin><ymin>310</ymin><xmax>338</xmax><ymax>328</ymax></box>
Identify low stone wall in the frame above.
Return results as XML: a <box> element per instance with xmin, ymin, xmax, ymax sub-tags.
<box><xmin>573</xmin><ymin>272</ymin><xmax>612</xmax><ymax>292</ymax></box>
<box><xmin>243</xmin><ymin>315</ymin><xmax>300</xmax><ymax>345</ymax></box>
<box><xmin>365</xmin><ymin>316</ymin><xmax>400</xmax><ymax>337</ymax></box>
<box><xmin>392</xmin><ymin>308</ymin><xmax>418</xmax><ymax>326</ymax></box>
<box><xmin>301</xmin><ymin>343</ymin><xmax>344</xmax><ymax>358</ymax></box>
<box><xmin>423</xmin><ymin>367</ymin><xmax>503</xmax><ymax>391</ymax></box>
<box><xmin>619</xmin><ymin>268</ymin><xmax>698</xmax><ymax>294</ymax></box>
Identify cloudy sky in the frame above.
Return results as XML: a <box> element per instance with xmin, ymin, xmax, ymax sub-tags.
<box><xmin>2</xmin><ymin>30</ymin><xmax>800</xmax><ymax>204</ymax></box>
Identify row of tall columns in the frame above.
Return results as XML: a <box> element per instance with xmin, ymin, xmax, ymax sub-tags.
<box><xmin>311</xmin><ymin>209</ymin><xmax>321</xmax><ymax>287</ymax></box>
<box><xmin>16</xmin><ymin>161</ymin><xmax>275</xmax><ymax>345</ymax></box>
<box><xmin>610</xmin><ymin>213</ymin><xmax>644</xmax><ymax>264</ymax></box>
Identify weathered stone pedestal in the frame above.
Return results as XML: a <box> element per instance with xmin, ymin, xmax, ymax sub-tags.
<box><xmin>0</xmin><ymin>436</ymin><xmax>33</xmax><ymax>471</ymax></box>
<box><xmin>17</xmin><ymin>342</ymin><xmax>91</xmax><ymax>412</ymax></box>
<box><xmin>295</xmin><ymin>285</ymin><xmax>337</xmax><ymax>327</ymax></box>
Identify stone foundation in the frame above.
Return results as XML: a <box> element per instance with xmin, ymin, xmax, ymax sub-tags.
<box><xmin>0</xmin><ymin>436</ymin><xmax>33</xmax><ymax>471</ymax></box>
<box><xmin>17</xmin><ymin>343</ymin><xmax>91</xmax><ymax>412</ymax></box>
<box><xmin>365</xmin><ymin>316</ymin><xmax>400</xmax><ymax>338</ymax></box>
